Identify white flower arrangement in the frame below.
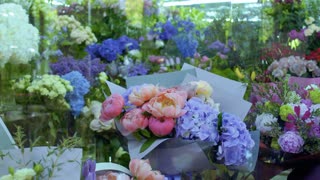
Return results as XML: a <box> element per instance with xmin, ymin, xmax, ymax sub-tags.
<box><xmin>0</xmin><ymin>3</ymin><xmax>39</xmax><ymax>68</ymax></box>
<box><xmin>55</xmin><ymin>15</ymin><xmax>97</xmax><ymax>45</ymax></box>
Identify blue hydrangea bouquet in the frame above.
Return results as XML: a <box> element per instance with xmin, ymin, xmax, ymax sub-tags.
<box><xmin>103</xmin><ymin>63</ymin><xmax>259</xmax><ymax>175</ymax></box>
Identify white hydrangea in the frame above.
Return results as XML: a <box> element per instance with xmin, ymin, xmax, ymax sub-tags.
<box><xmin>305</xmin><ymin>17</ymin><xmax>315</xmax><ymax>25</ymax></box>
<box><xmin>255</xmin><ymin>113</ymin><xmax>277</xmax><ymax>133</ymax></box>
<box><xmin>55</xmin><ymin>15</ymin><xmax>97</xmax><ymax>45</ymax></box>
<box><xmin>0</xmin><ymin>3</ymin><xmax>39</xmax><ymax>67</ymax></box>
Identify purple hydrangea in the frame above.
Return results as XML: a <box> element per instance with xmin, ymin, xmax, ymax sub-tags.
<box><xmin>217</xmin><ymin>112</ymin><xmax>255</xmax><ymax>166</ymax></box>
<box><xmin>82</xmin><ymin>159</ymin><xmax>96</xmax><ymax>180</ymax></box>
<box><xmin>173</xmin><ymin>33</ymin><xmax>198</xmax><ymax>58</ymax></box>
<box><xmin>127</xmin><ymin>63</ymin><xmax>150</xmax><ymax>77</ymax></box>
<box><xmin>62</xmin><ymin>71</ymin><xmax>90</xmax><ymax>117</ymax></box>
<box><xmin>175</xmin><ymin>97</ymin><xmax>220</xmax><ymax>143</ymax></box>
<box><xmin>278</xmin><ymin>131</ymin><xmax>304</xmax><ymax>153</ymax></box>
<box><xmin>99</xmin><ymin>39</ymin><xmax>121</xmax><ymax>62</ymax></box>
<box><xmin>50</xmin><ymin>56</ymin><xmax>106</xmax><ymax>85</ymax></box>
<box><xmin>310</xmin><ymin>125</ymin><xmax>320</xmax><ymax>138</ymax></box>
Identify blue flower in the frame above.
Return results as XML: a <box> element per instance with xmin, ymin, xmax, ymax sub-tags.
<box><xmin>86</xmin><ymin>44</ymin><xmax>101</xmax><ymax>59</ymax></box>
<box><xmin>127</xmin><ymin>63</ymin><xmax>149</xmax><ymax>77</ymax></box>
<box><xmin>118</xmin><ymin>35</ymin><xmax>140</xmax><ymax>52</ymax></box>
<box><xmin>99</xmin><ymin>39</ymin><xmax>121</xmax><ymax>62</ymax></box>
<box><xmin>159</xmin><ymin>21</ymin><xmax>178</xmax><ymax>40</ymax></box>
<box><xmin>173</xmin><ymin>33</ymin><xmax>198</xmax><ymax>58</ymax></box>
<box><xmin>217</xmin><ymin>112</ymin><xmax>255</xmax><ymax>166</ymax></box>
<box><xmin>62</xmin><ymin>71</ymin><xmax>90</xmax><ymax>117</ymax></box>
<box><xmin>176</xmin><ymin>97</ymin><xmax>220</xmax><ymax>143</ymax></box>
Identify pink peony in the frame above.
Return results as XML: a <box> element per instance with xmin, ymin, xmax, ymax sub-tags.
<box><xmin>129</xmin><ymin>159</ymin><xmax>164</xmax><ymax>180</ymax></box>
<box><xmin>129</xmin><ymin>84</ymin><xmax>159</xmax><ymax>106</ymax></box>
<box><xmin>100</xmin><ymin>94</ymin><xmax>124</xmax><ymax>122</ymax></box>
<box><xmin>142</xmin><ymin>88</ymin><xmax>187</xmax><ymax>118</ymax></box>
<box><xmin>120</xmin><ymin>108</ymin><xmax>149</xmax><ymax>135</ymax></box>
<box><xmin>148</xmin><ymin>116</ymin><xmax>175</xmax><ymax>137</ymax></box>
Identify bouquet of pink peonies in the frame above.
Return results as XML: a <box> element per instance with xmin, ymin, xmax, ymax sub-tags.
<box><xmin>100</xmin><ymin>64</ymin><xmax>259</xmax><ymax>175</ymax></box>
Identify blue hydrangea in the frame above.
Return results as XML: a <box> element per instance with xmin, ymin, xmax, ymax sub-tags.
<box><xmin>99</xmin><ymin>39</ymin><xmax>121</xmax><ymax>62</ymax></box>
<box><xmin>175</xmin><ymin>97</ymin><xmax>220</xmax><ymax>144</ymax></box>
<box><xmin>177</xmin><ymin>20</ymin><xmax>195</xmax><ymax>33</ymax></box>
<box><xmin>173</xmin><ymin>33</ymin><xmax>198</xmax><ymax>58</ymax></box>
<box><xmin>86</xmin><ymin>43</ymin><xmax>101</xmax><ymax>59</ymax></box>
<box><xmin>62</xmin><ymin>71</ymin><xmax>90</xmax><ymax>117</ymax></box>
<box><xmin>208</xmin><ymin>40</ymin><xmax>230</xmax><ymax>54</ymax></box>
<box><xmin>118</xmin><ymin>35</ymin><xmax>140</xmax><ymax>52</ymax></box>
<box><xmin>217</xmin><ymin>112</ymin><xmax>255</xmax><ymax>166</ymax></box>
<box><xmin>159</xmin><ymin>21</ymin><xmax>178</xmax><ymax>40</ymax></box>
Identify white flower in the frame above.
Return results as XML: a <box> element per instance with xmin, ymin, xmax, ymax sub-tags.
<box><xmin>90</xmin><ymin>101</ymin><xmax>102</xmax><ymax>119</ymax></box>
<box><xmin>255</xmin><ymin>113</ymin><xmax>277</xmax><ymax>133</ymax></box>
<box><xmin>0</xmin><ymin>174</ymin><xmax>13</xmax><ymax>180</ymax></box>
<box><xmin>305</xmin><ymin>84</ymin><xmax>319</xmax><ymax>90</ymax></box>
<box><xmin>14</xmin><ymin>168</ymin><xmax>36</xmax><ymax>180</ymax></box>
<box><xmin>305</xmin><ymin>17</ymin><xmax>315</xmax><ymax>25</ymax></box>
<box><xmin>155</xmin><ymin>40</ymin><xmax>164</xmax><ymax>48</ymax></box>
<box><xmin>304</xmin><ymin>28</ymin><xmax>314</xmax><ymax>37</ymax></box>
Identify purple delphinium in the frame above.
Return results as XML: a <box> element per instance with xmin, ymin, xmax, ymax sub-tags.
<box><xmin>99</xmin><ymin>38</ymin><xmax>121</xmax><ymax>62</ymax></box>
<box><xmin>82</xmin><ymin>159</ymin><xmax>96</xmax><ymax>180</ymax></box>
<box><xmin>62</xmin><ymin>71</ymin><xmax>90</xmax><ymax>117</ymax></box>
<box><xmin>50</xmin><ymin>56</ymin><xmax>106</xmax><ymax>85</ymax></box>
<box><xmin>173</xmin><ymin>33</ymin><xmax>198</xmax><ymax>58</ymax></box>
<box><xmin>175</xmin><ymin>97</ymin><xmax>220</xmax><ymax>143</ymax></box>
<box><xmin>278</xmin><ymin>131</ymin><xmax>304</xmax><ymax>153</ymax></box>
<box><xmin>118</xmin><ymin>35</ymin><xmax>140</xmax><ymax>52</ymax></box>
<box><xmin>217</xmin><ymin>112</ymin><xmax>255</xmax><ymax>166</ymax></box>
<box><xmin>127</xmin><ymin>63</ymin><xmax>150</xmax><ymax>77</ymax></box>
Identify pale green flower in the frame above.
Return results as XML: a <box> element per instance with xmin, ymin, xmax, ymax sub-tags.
<box><xmin>14</xmin><ymin>168</ymin><xmax>36</xmax><ymax>180</ymax></box>
<box><xmin>0</xmin><ymin>174</ymin><xmax>13</xmax><ymax>180</ymax></box>
<box><xmin>305</xmin><ymin>17</ymin><xmax>315</xmax><ymax>25</ymax></box>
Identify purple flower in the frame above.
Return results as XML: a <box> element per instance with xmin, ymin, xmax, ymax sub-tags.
<box><xmin>82</xmin><ymin>159</ymin><xmax>96</xmax><ymax>180</ymax></box>
<box><xmin>310</xmin><ymin>125</ymin><xmax>320</xmax><ymax>138</ymax></box>
<box><xmin>288</xmin><ymin>29</ymin><xmax>305</xmax><ymax>41</ymax></box>
<box><xmin>175</xmin><ymin>97</ymin><xmax>220</xmax><ymax>143</ymax></box>
<box><xmin>217</xmin><ymin>112</ymin><xmax>255</xmax><ymax>166</ymax></box>
<box><xmin>50</xmin><ymin>56</ymin><xmax>106</xmax><ymax>85</ymax></box>
<box><xmin>278</xmin><ymin>131</ymin><xmax>304</xmax><ymax>153</ymax></box>
<box><xmin>99</xmin><ymin>39</ymin><xmax>121</xmax><ymax>62</ymax></box>
<box><xmin>127</xmin><ymin>63</ymin><xmax>149</xmax><ymax>77</ymax></box>
<box><xmin>208</xmin><ymin>40</ymin><xmax>230</xmax><ymax>54</ymax></box>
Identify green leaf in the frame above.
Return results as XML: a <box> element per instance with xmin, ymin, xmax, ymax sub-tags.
<box><xmin>139</xmin><ymin>129</ymin><xmax>151</xmax><ymax>138</ymax></box>
<box><xmin>139</xmin><ymin>138</ymin><xmax>157</xmax><ymax>153</ymax></box>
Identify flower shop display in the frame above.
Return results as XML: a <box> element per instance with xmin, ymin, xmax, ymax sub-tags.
<box><xmin>100</xmin><ymin>64</ymin><xmax>259</xmax><ymax>176</ymax></box>
<box><xmin>249</xmin><ymin>77</ymin><xmax>320</xmax><ymax>179</ymax></box>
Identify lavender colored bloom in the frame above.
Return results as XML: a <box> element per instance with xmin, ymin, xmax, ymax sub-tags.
<box><xmin>288</xmin><ymin>29</ymin><xmax>305</xmax><ymax>41</ymax></box>
<box><xmin>118</xmin><ymin>35</ymin><xmax>140</xmax><ymax>52</ymax></box>
<box><xmin>62</xmin><ymin>71</ymin><xmax>90</xmax><ymax>117</ymax></box>
<box><xmin>99</xmin><ymin>39</ymin><xmax>121</xmax><ymax>62</ymax></box>
<box><xmin>175</xmin><ymin>97</ymin><xmax>220</xmax><ymax>143</ymax></box>
<box><xmin>86</xmin><ymin>44</ymin><xmax>101</xmax><ymax>59</ymax></box>
<box><xmin>173</xmin><ymin>33</ymin><xmax>198</xmax><ymax>58</ymax></box>
<box><xmin>278</xmin><ymin>131</ymin><xmax>304</xmax><ymax>153</ymax></box>
<box><xmin>127</xmin><ymin>63</ymin><xmax>149</xmax><ymax>77</ymax></box>
<box><xmin>82</xmin><ymin>159</ymin><xmax>96</xmax><ymax>180</ymax></box>
<box><xmin>122</xmin><ymin>86</ymin><xmax>135</xmax><ymax>112</ymax></box>
<box><xmin>208</xmin><ymin>40</ymin><xmax>230</xmax><ymax>54</ymax></box>
<box><xmin>217</xmin><ymin>112</ymin><xmax>255</xmax><ymax>166</ymax></box>
<box><xmin>159</xmin><ymin>21</ymin><xmax>178</xmax><ymax>40</ymax></box>
<box><xmin>50</xmin><ymin>56</ymin><xmax>106</xmax><ymax>85</ymax></box>
<box><xmin>177</xmin><ymin>20</ymin><xmax>195</xmax><ymax>33</ymax></box>
<box><xmin>310</xmin><ymin>125</ymin><xmax>320</xmax><ymax>138</ymax></box>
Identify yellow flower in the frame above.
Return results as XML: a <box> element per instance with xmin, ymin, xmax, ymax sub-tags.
<box><xmin>235</xmin><ymin>67</ymin><xmax>245</xmax><ymax>79</ymax></box>
<box><xmin>250</xmin><ymin>71</ymin><xmax>256</xmax><ymax>81</ymax></box>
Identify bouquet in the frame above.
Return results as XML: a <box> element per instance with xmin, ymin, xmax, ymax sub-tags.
<box><xmin>99</xmin><ymin>64</ymin><xmax>258</xmax><ymax>175</ymax></box>
<box><xmin>249</xmin><ymin>77</ymin><xmax>320</xmax><ymax>177</ymax></box>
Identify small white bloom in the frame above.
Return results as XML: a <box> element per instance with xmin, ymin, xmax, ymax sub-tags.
<box><xmin>305</xmin><ymin>17</ymin><xmax>315</xmax><ymax>25</ymax></box>
<box><xmin>14</xmin><ymin>168</ymin><xmax>36</xmax><ymax>180</ymax></box>
<box><xmin>255</xmin><ymin>113</ymin><xmax>277</xmax><ymax>133</ymax></box>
